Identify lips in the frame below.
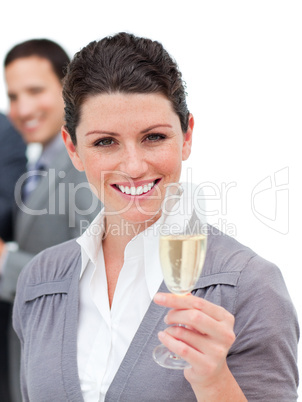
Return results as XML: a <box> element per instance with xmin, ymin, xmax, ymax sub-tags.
<box><xmin>113</xmin><ymin>179</ymin><xmax>160</xmax><ymax>196</ymax></box>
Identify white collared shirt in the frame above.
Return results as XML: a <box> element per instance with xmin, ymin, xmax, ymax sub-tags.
<box><xmin>76</xmin><ymin>211</ymin><xmax>163</xmax><ymax>402</ymax></box>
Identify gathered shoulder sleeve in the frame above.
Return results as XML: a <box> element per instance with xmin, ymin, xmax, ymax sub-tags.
<box><xmin>12</xmin><ymin>239</ymin><xmax>82</xmax><ymax>402</ymax></box>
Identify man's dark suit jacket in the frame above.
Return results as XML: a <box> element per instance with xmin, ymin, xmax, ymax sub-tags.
<box><xmin>0</xmin><ymin>113</ymin><xmax>26</xmax><ymax>402</ymax></box>
<box><xmin>0</xmin><ymin>113</ymin><xmax>27</xmax><ymax>241</ymax></box>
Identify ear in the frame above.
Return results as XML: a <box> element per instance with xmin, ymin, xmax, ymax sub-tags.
<box><xmin>61</xmin><ymin>126</ymin><xmax>85</xmax><ymax>171</ymax></box>
<box><xmin>182</xmin><ymin>113</ymin><xmax>194</xmax><ymax>161</ymax></box>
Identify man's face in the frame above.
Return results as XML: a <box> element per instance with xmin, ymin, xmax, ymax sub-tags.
<box><xmin>5</xmin><ymin>56</ymin><xmax>65</xmax><ymax>146</ymax></box>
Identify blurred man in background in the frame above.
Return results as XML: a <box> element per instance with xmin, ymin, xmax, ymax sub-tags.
<box><xmin>0</xmin><ymin>38</ymin><xmax>101</xmax><ymax>402</ymax></box>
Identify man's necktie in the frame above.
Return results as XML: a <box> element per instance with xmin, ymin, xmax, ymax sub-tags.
<box><xmin>22</xmin><ymin>162</ymin><xmax>45</xmax><ymax>201</ymax></box>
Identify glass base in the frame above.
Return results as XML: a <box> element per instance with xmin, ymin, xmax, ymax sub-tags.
<box><xmin>153</xmin><ymin>343</ymin><xmax>191</xmax><ymax>369</ymax></box>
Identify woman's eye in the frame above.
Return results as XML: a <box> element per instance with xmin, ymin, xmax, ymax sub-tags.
<box><xmin>145</xmin><ymin>134</ymin><xmax>165</xmax><ymax>142</ymax></box>
<box><xmin>96</xmin><ymin>138</ymin><xmax>114</xmax><ymax>147</ymax></box>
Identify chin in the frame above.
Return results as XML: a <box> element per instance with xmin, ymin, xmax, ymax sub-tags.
<box><xmin>116</xmin><ymin>207</ymin><xmax>161</xmax><ymax>228</ymax></box>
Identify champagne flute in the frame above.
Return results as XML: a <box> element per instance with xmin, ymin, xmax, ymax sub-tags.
<box><xmin>153</xmin><ymin>182</ymin><xmax>207</xmax><ymax>369</ymax></box>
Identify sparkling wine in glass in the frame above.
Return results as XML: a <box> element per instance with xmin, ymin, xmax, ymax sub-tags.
<box><xmin>153</xmin><ymin>182</ymin><xmax>207</xmax><ymax>369</ymax></box>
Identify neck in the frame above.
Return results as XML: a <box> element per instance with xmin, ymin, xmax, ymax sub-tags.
<box><xmin>103</xmin><ymin>219</ymin><xmax>145</xmax><ymax>250</ymax></box>
<box><xmin>102</xmin><ymin>214</ymin><xmax>159</xmax><ymax>255</ymax></box>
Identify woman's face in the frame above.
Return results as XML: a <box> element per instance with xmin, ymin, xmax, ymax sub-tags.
<box><xmin>63</xmin><ymin>92</ymin><xmax>193</xmax><ymax>226</ymax></box>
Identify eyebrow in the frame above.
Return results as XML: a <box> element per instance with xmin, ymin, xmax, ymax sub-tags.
<box><xmin>85</xmin><ymin>130</ymin><xmax>118</xmax><ymax>137</ymax></box>
<box><xmin>85</xmin><ymin>124</ymin><xmax>173</xmax><ymax>137</ymax></box>
<box><xmin>141</xmin><ymin>124</ymin><xmax>172</xmax><ymax>133</ymax></box>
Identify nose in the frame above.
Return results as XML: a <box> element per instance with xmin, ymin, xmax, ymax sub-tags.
<box><xmin>119</xmin><ymin>144</ymin><xmax>148</xmax><ymax>179</ymax></box>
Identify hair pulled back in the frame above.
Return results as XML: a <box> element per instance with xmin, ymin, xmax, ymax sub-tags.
<box><xmin>63</xmin><ymin>32</ymin><xmax>189</xmax><ymax>144</ymax></box>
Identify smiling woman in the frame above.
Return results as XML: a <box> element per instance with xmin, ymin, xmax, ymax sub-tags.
<box><xmin>62</xmin><ymin>92</ymin><xmax>193</xmax><ymax>227</ymax></box>
<box><xmin>12</xmin><ymin>32</ymin><xmax>299</xmax><ymax>402</ymax></box>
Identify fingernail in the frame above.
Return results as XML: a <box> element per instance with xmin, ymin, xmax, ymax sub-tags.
<box><xmin>164</xmin><ymin>315</ymin><xmax>168</xmax><ymax>324</ymax></box>
<box><xmin>158</xmin><ymin>331</ymin><xmax>165</xmax><ymax>339</ymax></box>
<box><xmin>154</xmin><ymin>293</ymin><xmax>165</xmax><ymax>303</ymax></box>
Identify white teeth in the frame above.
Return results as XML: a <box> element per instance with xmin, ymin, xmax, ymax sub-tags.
<box><xmin>117</xmin><ymin>181</ymin><xmax>155</xmax><ymax>195</ymax></box>
<box><xmin>25</xmin><ymin>119</ymin><xmax>39</xmax><ymax>128</ymax></box>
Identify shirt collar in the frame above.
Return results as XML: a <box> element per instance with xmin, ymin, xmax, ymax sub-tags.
<box><xmin>76</xmin><ymin>210</ymin><xmax>161</xmax><ymax>299</ymax></box>
<box><xmin>77</xmin><ymin>208</ymin><xmax>154</xmax><ymax>268</ymax></box>
<box><xmin>77</xmin><ymin>209</ymin><xmax>106</xmax><ymax>277</ymax></box>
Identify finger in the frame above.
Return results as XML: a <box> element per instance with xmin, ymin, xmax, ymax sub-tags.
<box><xmin>165</xmin><ymin>309</ymin><xmax>217</xmax><ymax>339</ymax></box>
<box><xmin>165</xmin><ymin>325</ymin><xmax>231</xmax><ymax>366</ymax></box>
<box><xmin>154</xmin><ymin>292</ymin><xmax>231</xmax><ymax>323</ymax></box>
<box><xmin>165</xmin><ymin>321</ymin><xmax>235</xmax><ymax>353</ymax></box>
<box><xmin>158</xmin><ymin>328</ymin><xmax>232</xmax><ymax>379</ymax></box>
<box><xmin>165</xmin><ymin>325</ymin><xmax>207</xmax><ymax>351</ymax></box>
<box><xmin>158</xmin><ymin>329</ymin><xmax>209</xmax><ymax>374</ymax></box>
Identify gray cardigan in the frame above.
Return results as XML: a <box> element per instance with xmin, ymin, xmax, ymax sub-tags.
<box><xmin>13</xmin><ymin>226</ymin><xmax>299</xmax><ymax>401</ymax></box>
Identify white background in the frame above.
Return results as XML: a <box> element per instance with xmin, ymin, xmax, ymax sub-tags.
<box><xmin>1</xmin><ymin>0</ymin><xmax>301</xmax><ymax>396</ymax></box>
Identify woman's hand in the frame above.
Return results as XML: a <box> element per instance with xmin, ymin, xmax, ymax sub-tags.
<box><xmin>153</xmin><ymin>292</ymin><xmax>247</xmax><ymax>401</ymax></box>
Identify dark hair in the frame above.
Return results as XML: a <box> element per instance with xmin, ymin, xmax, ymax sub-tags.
<box><xmin>4</xmin><ymin>38</ymin><xmax>70</xmax><ymax>81</ymax></box>
<box><xmin>63</xmin><ymin>32</ymin><xmax>189</xmax><ymax>144</ymax></box>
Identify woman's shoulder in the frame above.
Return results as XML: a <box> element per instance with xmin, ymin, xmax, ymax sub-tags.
<box><xmin>18</xmin><ymin>239</ymin><xmax>81</xmax><ymax>286</ymax></box>
<box><xmin>203</xmin><ymin>225</ymin><xmax>287</xmax><ymax>289</ymax></box>
<box><xmin>204</xmin><ymin>225</ymin><xmax>258</xmax><ymax>276</ymax></box>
